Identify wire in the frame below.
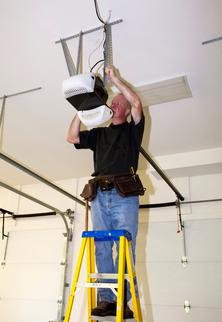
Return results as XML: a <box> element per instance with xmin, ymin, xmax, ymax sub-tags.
<box><xmin>94</xmin><ymin>0</ymin><xmax>105</xmax><ymax>24</ymax></box>
<box><xmin>88</xmin><ymin>28</ymin><xmax>105</xmax><ymax>71</ymax></box>
<box><xmin>95</xmin><ymin>60</ymin><xmax>105</xmax><ymax>75</ymax></box>
<box><xmin>90</xmin><ymin>59</ymin><xmax>104</xmax><ymax>72</ymax></box>
<box><xmin>93</xmin><ymin>0</ymin><xmax>111</xmax><ymax>25</ymax></box>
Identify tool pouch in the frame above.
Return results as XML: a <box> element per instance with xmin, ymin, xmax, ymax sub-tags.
<box><xmin>80</xmin><ymin>180</ymin><xmax>97</xmax><ymax>201</ymax></box>
<box><xmin>114</xmin><ymin>174</ymin><xmax>146</xmax><ymax>197</ymax></box>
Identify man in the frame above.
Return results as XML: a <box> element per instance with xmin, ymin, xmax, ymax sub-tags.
<box><xmin>67</xmin><ymin>66</ymin><xmax>145</xmax><ymax>318</ymax></box>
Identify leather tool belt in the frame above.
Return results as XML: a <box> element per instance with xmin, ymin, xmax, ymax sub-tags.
<box><xmin>80</xmin><ymin>173</ymin><xmax>146</xmax><ymax>201</ymax></box>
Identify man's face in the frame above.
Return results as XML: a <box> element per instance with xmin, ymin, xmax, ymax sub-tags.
<box><xmin>111</xmin><ymin>94</ymin><xmax>130</xmax><ymax>118</ymax></box>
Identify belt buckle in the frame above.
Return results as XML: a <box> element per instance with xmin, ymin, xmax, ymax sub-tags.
<box><xmin>100</xmin><ymin>179</ymin><xmax>113</xmax><ymax>191</ymax></box>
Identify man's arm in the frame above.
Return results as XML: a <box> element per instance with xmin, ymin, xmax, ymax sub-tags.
<box><xmin>66</xmin><ymin>113</ymin><xmax>81</xmax><ymax>144</ymax></box>
<box><xmin>106</xmin><ymin>66</ymin><xmax>143</xmax><ymax>124</ymax></box>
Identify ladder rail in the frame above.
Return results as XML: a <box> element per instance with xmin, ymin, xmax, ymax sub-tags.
<box><xmin>125</xmin><ymin>241</ymin><xmax>143</xmax><ymax>322</ymax></box>
<box><xmin>64</xmin><ymin>237</ymin><xmax>87</xmax><ymax>322</ymax></box>
<box><xmin>87</xmin><ymin>237</ymin><xmax>96</xmax><ymax>321</ymax></box>
<box><xmin>116</xmin><ymin>236</ymin><xmax>126</xmax><ymax>322</ymax></box>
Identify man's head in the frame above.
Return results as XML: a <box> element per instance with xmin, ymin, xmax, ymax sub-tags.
<box><xmin>110</xmin><ymin>94</ymin><xmax>131</xmax><ymax>124</ymax></box>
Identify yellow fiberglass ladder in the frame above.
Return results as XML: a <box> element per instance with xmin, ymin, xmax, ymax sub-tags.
<box><xmin>64</xmin><ymin>229</ymin><xmax>143</xmax><ymax>322</ymax></box>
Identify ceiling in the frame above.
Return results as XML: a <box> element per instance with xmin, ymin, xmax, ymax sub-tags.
<box><xmin>0</xmin><ymin>0</ymin><xmax>222</xmax><ymax>186</ymax></box>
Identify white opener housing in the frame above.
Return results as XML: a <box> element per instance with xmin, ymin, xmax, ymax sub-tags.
<box><xmin>62</xmin><ymin>73</ymin><xmax>112</xmax><ymax>127</ymax></box>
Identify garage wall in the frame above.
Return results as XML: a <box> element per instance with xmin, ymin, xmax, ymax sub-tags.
<box><xmin>0</xmin><ymin>172</ymin><xmax>222</xmax><ymax>322</ymax></box>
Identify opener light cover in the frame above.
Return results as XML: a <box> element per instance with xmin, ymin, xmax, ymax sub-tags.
<box><xmin>77</xmin><ymin>105</ymin><xmax>113</xmax><ymax>128</ymax></box>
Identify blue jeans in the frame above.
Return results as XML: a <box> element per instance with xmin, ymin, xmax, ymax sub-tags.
<box><xmin>91</xmin><ymin>187</ymin><xmax>139</xmax><ymax>303</ymax></box>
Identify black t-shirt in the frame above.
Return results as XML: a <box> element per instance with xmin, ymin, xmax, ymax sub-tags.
<box><xmin>74</xmin><ymin>114</ymin><xmax>145</xmax><ymax>176</ymax></box>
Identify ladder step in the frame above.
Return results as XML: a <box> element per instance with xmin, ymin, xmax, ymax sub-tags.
<box><xmin>82</xmin><ymin>229</ymin><xmax>132</xmax><ymax>241</ymax></box>
<box><xmin>91</xmin><ymin>316</ymin><xmax>135</xmax><ymax>321</ymax></box>
<box><xmin>77</xmin><ymin>282</ymin><xmax>118</xmax><ymax>288</ymax></box>
<box><xmin>90</xmin><ymin>273</ymin><xmax>129</xmax><ymax>280</ymax></box>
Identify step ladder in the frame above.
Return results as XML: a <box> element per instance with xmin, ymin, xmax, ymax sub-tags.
<box><xmin>64</xmin><ymin>229</ymin><xmax>143</xmax><ymax>322</ymax></box>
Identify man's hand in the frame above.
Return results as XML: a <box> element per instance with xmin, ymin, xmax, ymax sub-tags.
<box><xmin>105</xmin><ymin>66</ymin><xmax>118</xmax><ymax>83</ymax></box>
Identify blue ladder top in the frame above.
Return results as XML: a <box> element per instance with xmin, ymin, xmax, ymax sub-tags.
<box><xmin>82</xmin><ymin>229</ymin><xmax>132</xmax><ymax>241</ymax></box>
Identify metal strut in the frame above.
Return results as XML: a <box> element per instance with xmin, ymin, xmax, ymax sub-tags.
<box><xmin>140</xmin><ymin>146</ymin><xmax>185</xmax><ymax>201</ymax></box>
<box><xmin>202</xmin><ymin>36</ymin><xmax>222</xmax><ymax>45</ymax></box>
<box><xmin>60</xmin><ymin>38</ymin><xmax>76</xmax><ymax>77</ymax></box>
<box><xmin>0</xmin><ymin>152</ymin><xmax>85</xmax><ymax>207</ymax></box>
<box><xmin>0</xmin><ymin>95</ymin><xmax>6</xmax><ymax>150</ymax></box>
<box><xmin>76</xmin><ymin>31</ymin><xmax>83</xmax><ymax>74</ymax></box>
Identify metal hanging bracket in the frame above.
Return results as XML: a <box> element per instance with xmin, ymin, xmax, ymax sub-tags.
<box><xmin>65</xmin><ymin>208</ymin><xmax>75</xmax><ymax>241</ymax></box>
<box><xmin>1</xmin><ymin>232</ymin><xmax>10</xmax><ymax>267</ymax></box>
<box><xmin>103</xmin><ymin>23</ymin><xmax>113</xmax><ymax>86</ymax></box>
<box><xmin>0</xmin><ymin>87</ymin><xmax>42</xmax><ymax>101</ymax></box>
<box><xmin>55</xmin><ymin>19</ymin><xmax>123</xmax><ymax>81</ymax></box>
<box><xmin>176</xmin><ymin>198</ymin><xmax>184</xmax><ymax>232</ymax></box>
<box><xmin>0</xmin><ymin>87</ymin><xmax>42</xmax><ymax>151</ymax></box>
<box><xmin>0</xmin><ymin>209</ymin><xmax>10</xmax><ymax>265</ymax></box>
<box><xmin>0</xmin><ymin>208</ymin><xmax>12</xmax><ymax>240</ymax></box>
<box><xmin>180</xmin><ymin>220</ymin><xmax>188</xmax><ymax>267</ymax></box>
<box><xmin>55</xmin><ymin>20</ymin><xmax>122</xmax><ymax>44</ymax></box>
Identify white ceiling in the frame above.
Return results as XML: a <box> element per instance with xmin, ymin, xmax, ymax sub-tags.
<box><xmin>0</xmin><ymin>0</ymin><xmax>222</xmax><ymax>186</ymax></box>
